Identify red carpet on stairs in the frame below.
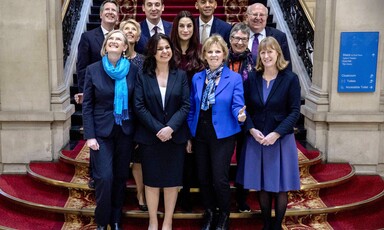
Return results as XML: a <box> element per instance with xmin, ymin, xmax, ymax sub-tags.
<box><xmin>0</xmin><ymin>196</ymin><xmax>64</xmax><ymax>230</ymax></box>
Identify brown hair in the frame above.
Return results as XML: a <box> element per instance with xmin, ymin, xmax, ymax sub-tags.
<box><xmin>255</xmin><ymin>36</ymin><xmax>289</xmax><ymax>72</ymax></box>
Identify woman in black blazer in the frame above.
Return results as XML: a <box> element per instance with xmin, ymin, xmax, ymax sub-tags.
<box><xmin>133</xmin><ymin>33</ymin><xmax>190</xmax><ymax>230</ymax></box>
<box><xmin>82</xmin><ymin>30</ymin><xmax>138</xmax><ymax>230</ymax></box>
<box><xmin>236</xmin><ymin>37</ymin><xmax>301</xmax><ymax>230</ymax></box>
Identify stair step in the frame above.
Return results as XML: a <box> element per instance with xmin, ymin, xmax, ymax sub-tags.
<box><xmin>0</xmin><ymin>195</ymin><xmax>65</xmax><ymax>229</ymax></box>
<box><xmin>1</xmin><ymin>174</ymin><xmax>383</xmax><ymax>219</ymax></box>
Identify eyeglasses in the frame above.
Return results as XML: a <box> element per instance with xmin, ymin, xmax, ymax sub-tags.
<box><xmin>231</xmin><ymin>36</ymin><xmax>249</xmax><ymax>43</ymax></box>
<box><xmin>247</xmin><ymin>13</ymin><xmax>267</xmax><ymax>18</ymax></box>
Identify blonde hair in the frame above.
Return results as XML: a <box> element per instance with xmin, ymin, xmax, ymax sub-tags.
<box><xmin>255</xmin><ymin>36</ymin><xmax>289</xmax><ymax>72</ymax></box>
<box><xmin>100</xmin><ymin>30</ymin><xmax>129</xmax><ymax>57</ymax></box>
<box><xmin>119</xmin><ymin>19</ymin><xmax>142</xmax><ymax>39</ymax></box>
<box><xmin>201</xmin><ymin>34</ymin><xmax>229</xmax><ymax>64</ymax></box>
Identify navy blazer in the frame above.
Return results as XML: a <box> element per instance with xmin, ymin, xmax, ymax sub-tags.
<box><xmin>243</xmin><ymin>69</ymin><xmax>300</xmax><ymax>137</ymax></box>
<box><xmin>136</xmin><ymin>19</ymin><xmax>172</xmax><ymax>54</ymax></box>
<box><xmin>265</xmin><ymin>27</ymin><xmax>292</xmax><ymax>71</ymax></box>
<box><xmin>82</xmin><ymin>60</ymin><xmax>138</xmax><ymax>139</ymax></box>
<box><xmin>187</xmin><ymin>66</ymin><xmax>245</xmax><ymax>139</ymax></box>
<box><xmin>134</xmin><ymin>68</ymin><xmax>190</xmax><ymax>145</ymax></box>
<box><xmin>76</xmin><ymin>27</ymin><xmax>105</xmax><ymax>93</ymax></box>
<box><xmin>196</xmin><ymin>17</ymin><xmax>232</xmax><ymax>45</ymax></box>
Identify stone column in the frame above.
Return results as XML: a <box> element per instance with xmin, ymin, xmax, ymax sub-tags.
<box><xmin>301</xmin><ymin>0</ymin><xmax>384</xmax><ymax>175</ymax></box>
<box><xmin>0</xmin><ymin>0</ymin><xmax>74</xmax><ymax>173</ymax></box>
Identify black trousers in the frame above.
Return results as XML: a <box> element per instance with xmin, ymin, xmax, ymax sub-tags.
<box><xmin>91</xmin><ymin>125</ymin><xmax>133</xmax><ymax>226</ymax></box>
<box><xmin>194</xmin><ymin>121</ymin><xmax>236</xmax><ymax>214</ymax></box>
<box><xmin>235</xmin><ymin>131</ymin><xmax>249</xmax><ymax>205</ymax></box>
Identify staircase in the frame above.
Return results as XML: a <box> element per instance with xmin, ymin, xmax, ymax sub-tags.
<box><xmin>0</xmin><ymin>140</ymin><xmax>383</xmax><ymax>229</ymax></box>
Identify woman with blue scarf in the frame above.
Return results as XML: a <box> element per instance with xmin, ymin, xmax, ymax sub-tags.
<box><xmin>82</xmin><ymin>30</ymin><xmax>138</xmax><ymax>230</ymax></box>
<box><xmin>187</xmin><ymin>34</ymin><xmax>246</xmax><ymax>230</ymax></box>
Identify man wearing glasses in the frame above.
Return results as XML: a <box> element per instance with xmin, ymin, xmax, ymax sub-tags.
<box><xmin>245</xmin><ymin>3</ymin><xmax>292</xmax><ymax>70</ymax></box>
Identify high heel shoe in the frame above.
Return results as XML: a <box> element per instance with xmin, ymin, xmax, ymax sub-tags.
<box><xmin>139</xmin><ymin>203</ymin><xmax>148</xmax><ymax>211</ymax></box>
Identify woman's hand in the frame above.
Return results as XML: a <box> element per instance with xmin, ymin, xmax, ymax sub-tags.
<box><xmin>238</xmin><ymin>106</ymin><xmax>246</xmax><ymax>122</ymax></box>
<box><xmin>156</xmin><ymin>126</ymin><xmax>174</xmax><ymax>142</ymax></box>
<box><xmin>186</xmin><ymin>140</ymin><xmax>193</xmax><ymax>153</ymax></box>
<box><xmin>250</xmin><ymin>128</ymin><xmax>264</xmax><ymax>143</ymax></box>
<box><xmin>86</xmin><ymin>138</ymin><xmax>100</xmax><ymax>151</ymax></box>
<box><xmin>260</xmin><ymin>132</ymin><xmax>280</xmax><ymax>146</ymax></box>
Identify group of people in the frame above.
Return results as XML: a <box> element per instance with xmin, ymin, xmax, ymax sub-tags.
<box><xmin>76</xmin><ymin>0</ymin><xmax>301</xmax><ymax>230</ymax></box>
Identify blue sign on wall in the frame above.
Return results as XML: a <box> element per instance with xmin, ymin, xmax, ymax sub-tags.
<box><xmin>338</xmin><ymin>32</ymin><xmax>379</xmax><ymax>92</ymax></box>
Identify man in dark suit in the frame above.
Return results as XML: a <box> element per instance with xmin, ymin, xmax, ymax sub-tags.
<box><xmin>75</xmin><ymin>0</ymin><xmax>119</xmax><ymax>100</ymax></box>
<box><xmin>136</xmin><ymin>0</ymin><xmax>172</xmax><ymax>54</ymax></box>
<box><xmin>246</xmin><ymin>3</ymin><xmax>292</xmax><ymax>70</ymax></box>
<box><xmin>195</xmin><ymin>0</ymin><xmax>232</xmax><ymax>45</ymax></box>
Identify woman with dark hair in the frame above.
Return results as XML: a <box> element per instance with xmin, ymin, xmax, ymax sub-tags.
<box><xmin>236</xmin><ymin>36</ymin><xmax>301</xmax><ymax>230</ymax></box>
<box><xmin>171</xmin><ymin>10</ymin><xmax>205</xmax><ymax>84</ymax></box>
<box><xmin>170</xmin><ymin>10</ymin><xmax>205</xmax><ymax>211</ymax></box>
<box><xmin>82</xmin><ymin>30</ymin><xmax>138</xmax><ymax>230</ymax></box>
<box><xmin>134</xmin><ymin>33</ymin><xmax>190</xmax><ymax>230</ymax></box>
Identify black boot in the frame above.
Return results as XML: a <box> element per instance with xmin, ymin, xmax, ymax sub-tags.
<box><xmin>215</xmin><ymin>212</ymin><xmax>229</xmax><ymax>230</ymax></box>
<box><xmin>110</xmin><ymin>222</ymin><xmax>122</xmax><ymax>230</ymax></box>
<box><xmin>201</xmin><ymin>209</ymin><xmax>214</xmax><ymax>230</ymax></box>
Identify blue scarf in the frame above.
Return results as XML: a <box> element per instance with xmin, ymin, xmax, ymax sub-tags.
<box><xmin>201</xmin><ymin>64</ymin><xmax>224</xmax><ymax>111</ymax></box>
<box><xmin>102</xmin><ymin>55</ymin><xmax>130</xmax><ymax>125</ymax></box>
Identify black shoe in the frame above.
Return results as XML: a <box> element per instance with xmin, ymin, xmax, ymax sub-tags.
<box><xmin>96</xmin><ymin>226</ymin><xmax>106</xmax><ymax>230</ymax></box>
<box><xmin>139</xmin><ymin>203</ymin><xmax>148</xmax><ymax>211</ymax></box>
<box><xmin>88</xmin><ymin>179</ymin><xmax>95</xmax><ymax>189</ymax></box>
<box><xmin>110</xmin><ymin>222</ymin><xmax>122</xmax><ymax>230</ymax></box>
<box><xmin>215</xmin><ymin>212</ymin><xmax>229</xmax><ymax>230</ymax></box>
<box><xmin>238</xmin><ymin>202</ymin><xmax>251</xmax><ymax>213</ymax></box>
<box><xmin>201</xmin><ymin>209</ymin><xmax>214</xmax><ymax>230</ymax></box>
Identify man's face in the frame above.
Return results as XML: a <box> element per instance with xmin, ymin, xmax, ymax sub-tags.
<box><xmin>195</xmin><ymin>0</ymin><xmax>217</xmax><ymax>18</ymax></box>
<box><xmin>100</xmin><ymin>2</ymin><xmax>118</xmax><ymax>26</ymax></box>
<box><xmin>142</xmin><ymin>0</ymin><xmax>164</xmax><ymax>22</ymax></box>
<box><xmin>246</xmin><ymin>4</ymin><xmax>268</xmax><ymax>33</ymax></box>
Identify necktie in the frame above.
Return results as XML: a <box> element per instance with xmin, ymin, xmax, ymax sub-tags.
<box><xmin>201</xmin><ymin>24</ymin><xmax>208</xmax><ymax>43</ymax></box>
<box><xmin>153</xmin><ymin>26</ymin><xmax>159</xmax><ymax>35</ymax></box>
<box><xmin>251</xmin><ymin>33</ymin><xmax>260</xmax><ymax>61</ymax></box>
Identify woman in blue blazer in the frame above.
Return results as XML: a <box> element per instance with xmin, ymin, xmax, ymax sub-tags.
<box><xmin>82</xmin><ymin>30</ymin><xmax>138</xmax><ymax>230</ymax></box>
<box><xmin>187</xmin><ymin>34</ymin><xmax>246</xmax><ymax>230</ymax></box>
<box><xmin>133</xmin><ymin>33</ymin><xmax>190</xmax><ymax>230</ymax></box>
<box><xmin>236</xmin><ymin>37</ymin><xmax>301</xmax><ymax>230</ymax></box>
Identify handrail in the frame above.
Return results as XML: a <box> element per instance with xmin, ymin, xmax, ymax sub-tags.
<box><xmin>298</xmin><ymin>0</ymin><xmax>315</xmax><ymax>30</ymax></box>
<box><xmin>62</xmin><ymin>0</ymin><xmax>71</xmax><ymax>22</ymax></box>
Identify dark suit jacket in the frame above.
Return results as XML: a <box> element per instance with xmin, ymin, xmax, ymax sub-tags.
<box><xmin>134</xmin><ymin>68</ymin><xmax>190</xmax><ymax>145</ymax></box>
<box><xmin>76</xmin><ymin>27</ymin><xmax>105</xmax><ymax>93</ymax></box>
<box><xmin>243</xmin><ymin>69</ymin><xmax>300</xmax><ymax>137</ymax></box>
<box><xmin>196</xmin><ymin>16</ymin><xmax>232</xmax><ymax>45</ymax></box>
<box><xmin>187</xmin><ymin>66</ymin><xmax>245</xmax><ymax>139</ymax></box>
<box><xmin>82</xmin><ymin>61</ymin><xmax>138</xmax><ymax>139</ymax></box>
<box><xmin>265</xmin><ymin>27</ymin><xmax>292</xmax><ymax>71</ymax></box>
<box><xmin>136</xmin><ymin>19</ymin><xmax>172</xmax><ymax>54</ymax></box>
